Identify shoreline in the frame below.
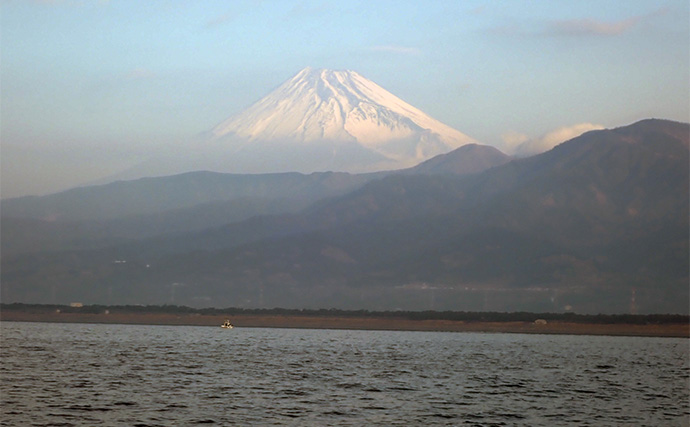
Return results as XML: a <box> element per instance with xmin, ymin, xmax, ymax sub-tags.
<box><xmin>1</xmin><ymin>310</ymin><xmax>687</xmax><ymax>338</ymax></box>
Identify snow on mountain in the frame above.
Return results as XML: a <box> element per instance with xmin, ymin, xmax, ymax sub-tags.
<box><xmin>209</xmin><ymin>67</ymin><xmax>476</xmax><ymax>171</ymax></box>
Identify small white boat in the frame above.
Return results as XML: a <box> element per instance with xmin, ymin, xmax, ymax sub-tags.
<box><xmin>221</xmin><ymin>319</ymin><xmax>234</xmax><ymax>329</ymax></box>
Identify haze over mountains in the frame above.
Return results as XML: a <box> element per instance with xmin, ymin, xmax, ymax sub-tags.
<box><xmin>2</xmin><ymin>119</ymin><xmax>687</xmax><ymax>314</ymax></box>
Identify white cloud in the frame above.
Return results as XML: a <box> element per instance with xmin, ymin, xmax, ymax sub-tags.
<box><xmin>490</xmin><ymin>8</ymin><xmax>668</xmax><ymax>38</ymax></box>
<box><xmin>499</xmin><ymin>131</ymin><xmax>529</xmax><ymax>154</ymax></box>
<box><xmin>545</xmin><ymin>7</ymin><xmax>668</xmax><ymax>37</ymax></box>
<box><xmin>503</xmin><ymin>123</ymin><xmax>605</xmax><ymax>157</ymax></box>
<box><xmin>547</xmin><ymin>17</ymin><xmax>640</xmax><ymax>36</ymax></box>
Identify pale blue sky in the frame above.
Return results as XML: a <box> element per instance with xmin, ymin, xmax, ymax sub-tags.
<box><xmin>1</xmin><ymin>0</ymin><xmax>688</xmax><ymax>197</ymax></box>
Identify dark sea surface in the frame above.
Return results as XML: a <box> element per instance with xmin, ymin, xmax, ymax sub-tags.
<box><xmin>1</xmin><ymin>321</ymin><xmax>688</xmax><ymax>426</ymax></box>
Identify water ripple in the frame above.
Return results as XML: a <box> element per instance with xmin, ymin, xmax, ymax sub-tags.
<box><xmin>1</xmin><ymin>322</ymin><xmax>688</xmax><ymax>426</ymax></box>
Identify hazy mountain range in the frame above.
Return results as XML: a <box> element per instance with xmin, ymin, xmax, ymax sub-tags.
<box><xmin>1</xmin><ymin>144</ymin><xmax>510</xmax><ymax>253</ymax></box>
<box><xmin>2</xmin><ymin>119</ymin><xmax>687</xmax><ymax>314</ymax></box>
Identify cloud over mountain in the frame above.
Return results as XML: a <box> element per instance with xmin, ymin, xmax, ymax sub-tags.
<box><xmin>501</xmin><ymin>123</ymin><xmax>605</xmax><ymax>157</ymax></box>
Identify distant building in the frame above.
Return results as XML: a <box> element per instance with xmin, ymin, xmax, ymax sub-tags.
<box><xmin>70</xmin><ymin>302</ymin><xmax>83</xmax><ymax>308</ymax></box>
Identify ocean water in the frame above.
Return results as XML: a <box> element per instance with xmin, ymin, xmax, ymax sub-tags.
<box><xmin>1</xmin><ymin>322</ymin><xmax>688</xmax><ymax>426</ymax></box>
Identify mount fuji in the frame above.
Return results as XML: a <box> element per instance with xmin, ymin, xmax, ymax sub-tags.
<box><xmin>100</xmin><ymin>68</ymin><xmax>479</xmax><ymax>182</ymax></box>
<box><xmin>203</xmin><ymin>67</ymin><xmax>477</xmax><ymax>173</ymax></box>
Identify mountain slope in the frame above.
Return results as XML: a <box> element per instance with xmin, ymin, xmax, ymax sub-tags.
<box><xmin>407</xmin><ymin>144</ymin><xmax>512</xmax><ymax>175</ymax></box>
<box><xmin>190</xmin><ymin>119</ymin><xmax>687</xmax><ymax>312</ymax></box>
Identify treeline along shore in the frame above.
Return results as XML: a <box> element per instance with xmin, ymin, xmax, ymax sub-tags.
<box><xmin>1</xmin><ymin>303</ymin><xmax>688</xmax><ymax>338</ymax></box>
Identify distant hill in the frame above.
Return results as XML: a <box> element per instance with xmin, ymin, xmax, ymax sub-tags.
<box><xmin>0</xmin><ymin>171</ymin><xmax>378</xmax><ymax>253</ymax></box>
<box><xmin>2</xmin><ymin>119</ymin><xmax>687</xmax><ymax>314</ymax></box>
<box><xmin>1</xmin><ymin>171</ymin><xmax>376</xmax><ymax>221</ymax></box>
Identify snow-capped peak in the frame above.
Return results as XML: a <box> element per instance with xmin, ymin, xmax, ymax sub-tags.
<box><xmin>210</xmin><ymin>67</ymin><xmax>476</xmax><ymax>170</ymax></box>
